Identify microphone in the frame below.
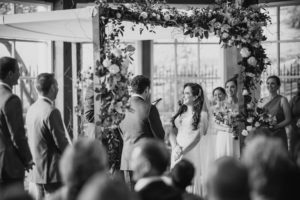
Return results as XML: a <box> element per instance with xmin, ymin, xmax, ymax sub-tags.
<box><xmin>152</xmin><ymin>98</ymin><xmax>162</xmax><ymax>105</ymax></box>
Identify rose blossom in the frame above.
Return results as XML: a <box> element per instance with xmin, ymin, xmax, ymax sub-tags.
<box><xmin>164</xmin><ymin>14</ymin><xmax>170</xmax><ymax>21</ymax></box>
<box><xmin>102</xmin><ymin>58</ymin><xmax>112</xmax><ymax>68</ymax></box>
<box><xmin>108</xmin><ymin>64</ymin><xmax>120</xmax><ymax>74</ymax></box>
<box><xmin>116</xmin><ymin>12</ymin><xmax>122</xmax><ymax>19</ymax></box>
<box><xmin>140</xmin><ymin>12</ymin><xmax>148</xmax><ymax>19</ymax></box>
<box><xmin>242</xmin><ymin>129</ymin><xmax>249</xmax><ymax>136</ymax></box>
<box><xmin>246</xmin><ymin>126</ymin><xmax>253</xmax><ymax>131</ymax></box>
<box><xmin>247</xmin><ymin>117</ymin><xmax>254</xmax><ymax>123</ymax></box>
<box><xmin>247</xmin><ymin>56</ymin><xmax>257</xmax><ymax>66</ymax></box>
<box><xmin>187</xmin><ymin>10</ymin><xmax>194</xmax><ymax>17</ymax></box>
<box><xmin>222</xmin><ymin>32</ymin><xmax>229</xmax><ymax>39</ymax></box>
<box><xmin>242</xmin><ymin>89</ymin><xmax>249</xmax><ymax>96</ymax></box>
<box><xmin>240</xmin><ymin>47</ymin><xmax>251</xmax><ymax>58</ymax></box>
<box><xmin>156</xmin><ymin>14</ymin><xmax>161</xmax><ymax>20</ymax></box>
<box><xmin>111</xmin><ymin>48</ymin><xmax>122</xmax><ymax>57</ymax></box>
<box><xmin>254</xmin><ymin>121</ymin><xmax>261</xmax><ymax>127</ymax></box>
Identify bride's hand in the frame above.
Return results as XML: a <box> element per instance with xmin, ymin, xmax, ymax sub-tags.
<box><xmin>173</xmin><ymin>145</ymin><xmax>183</xmax><ymax>161</ymax></box>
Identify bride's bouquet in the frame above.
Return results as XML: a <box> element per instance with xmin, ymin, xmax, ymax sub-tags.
<box><xmin>213</xmin><ymin>104</ymin><xmax>241</xmax><ymax>139</ymax></box>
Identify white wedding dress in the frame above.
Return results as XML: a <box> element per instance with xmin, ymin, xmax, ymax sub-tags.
<box><xmin>171</xmin><ymin>111</ymin><xmax>217</xmax><ymax>196</ymax></box>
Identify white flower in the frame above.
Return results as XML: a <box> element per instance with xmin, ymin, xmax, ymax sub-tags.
<box><xmin>116</xmin><ymin>12</ymin><xmax>122</xmax><ymax>19</ymax></box>
<box><xmin>152</xmin><ymin>13</ymin><xmax>157</xmax><ymax>18</ymax></box>
<box><xmin>246</xmin><ymin>72</ymin><xmax>255</xmax><ymax>77</ymax></box>
<box><xmin>164</xmin><ymin>14</ymin><xmax>170</xmax><ymax>21</ymax></box>
<box><xmin>264</xmin><ymin>58</ymin><xmax>271</xmax><ymax>64</ymax></box>
<box><xmin>247</xmin><ymin>117</ymin><xmax>254</xmax><ymax>123</ymax></box>
<box><xmin>140</xmin><ymin>12</ymin><xmax>148</xmax><ymax>19</ymax></box>
<box><xmin>124</xmin><ymin>3</ymin><xmax>131</xmax><ymax>9</ymax></box>
<box><xmin>240</xmin><ymin>47</ymin><xmax>251</xmax><ymax>58</ymax></box>
<box><xmin>228</xmin><ymin>39</ymin><xmax>234</xmax><ymax>46</ymax></box>
<box><xmin>242</xmin><ymin>129</ymin><xmax>249</xmax><ymax>136</ymax></box>
<box><xmin>115</xmin><ymin>101</ymin><xmax>123</xmax><ymax>113</ymax></box>
<box><xmin>247</xmin><ymin>56</ymin><xmax>257</xmax><ymax>66</ymax></box>
<box><xmin>242</xmin><ymin>89</ymin><xmax>249</xmax><ymax>96</ymax></box>
<box><xmin>222</xmin><ymin>32</ymin><xmax>229</xmax><ymax>39</ymax></box>
<box><xmin>108</xmin><ymin>64</ymin><xmax>120</xmax><ymax>74</ymax></box>
<box><xmin>246</xmin><ymin>126</ymin><xmax>253</xmax><ymax>131</ymax></box>
<box><xmin>186</xmin><ymin>10</ymin><xmax>194</xmax><ymax>17</ymax></box>
<box><xmin>111</xmin><ymin>48</ymin><xmax>122</xmax><ymax>57</ymax></box>
<box><xmin>102</xmin><ymin>58</ymin><xmax>112</xmax><ymax>68</ymax></box>
<box><xmin>254</xmin><ymin>121</ymin><xmax>261</xmax><ymax>127</ymax></box>
<box><xmin>214</xmin><ymin>22</ymin><xmax>222</xmax><ymax>29</ymax></box>
<box><xmin>156</xmin><ymin>14</ymin><xmax>161</xmax><ymax>20</ymax></box>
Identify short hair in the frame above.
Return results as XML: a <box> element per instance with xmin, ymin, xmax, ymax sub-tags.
<box><xmin>213</xmin><ymin>87</ymin><xmax>226</xmax><ymax>97</ymax></box>
<box><xmin>207</xmin><ymin>157</ymin><xmax>250</xmax><ymax>200</ymax></box>
<box><xmin>137</xmin><ymin>139</ymin><xmax>169</xmax><ymax>175</ymax></box>
<box><xmin>36</xmin><ymin>73</ymin><xmax>56</xmax><ymax>95</ymax></box>
<box><xmin>0</xmin><ymin>57</ymin><xmax>18</xmax><ymax>79</ymax></box>
<box><xmin>225</xmin><ymin>76</ymin><xmax>238</xmax><ymax>88</ymax></box>
<box><xmin>171</xmin><ymin>159</ymin><xmax>195</xmax><ymax>190</ymax></box>
<box><xmin>267</xmin><ymin>75</ymin><xmax>281</xmax><ymax>87</ymax></box>
<box><xmin>77</xmin><ymin>173</ymin><xmax>132</xmax><ymax>200</ymax></box>
<box><xmin>60</xmin><ymin>138</ymin><xmax>107</xmax><ymax>187</ymax></box>
<box><xmin>130</xmin><ymin>75</ymin><xmax>150</xmax><ymax>94</ymax></box>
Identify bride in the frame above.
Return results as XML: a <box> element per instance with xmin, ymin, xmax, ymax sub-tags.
<box><xmin>169</xmin><ymin>83</ymin><xmax>216</xmax><ymax>197</ymax></box>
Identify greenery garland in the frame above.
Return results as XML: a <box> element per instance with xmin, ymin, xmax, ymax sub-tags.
<box><xmin>91</xmin><ymin>0</ymin><xmax>271</xmax><ymax>169</ymax></box>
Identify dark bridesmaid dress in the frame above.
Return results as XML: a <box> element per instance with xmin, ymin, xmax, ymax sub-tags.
<box><xmin>263</xmin><ymin>95</ymin><xmax>288</xmax><ymax>148</ymax></box>
<box><xmin>290</xmin><ymin>95</ymin><xmax>300</xmax><ymax>157</ymax></box>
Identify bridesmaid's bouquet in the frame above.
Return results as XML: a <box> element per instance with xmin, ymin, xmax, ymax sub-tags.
<box><xmin>213</xmin><ymin>104</ymin><xmax>241</xmax><ymax>139</ymax></box>
<box><xmin>241</xmin><ymin>106</ymin><xmax>277</xmax><ymax>137</ymax></box>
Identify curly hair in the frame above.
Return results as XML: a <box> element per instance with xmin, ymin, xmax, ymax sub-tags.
<box><xmin>171</xmin><ymin>83</ymin><xmax>204</xmax><ymax>130</ymax></box>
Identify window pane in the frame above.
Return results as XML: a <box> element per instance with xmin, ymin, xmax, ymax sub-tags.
<box><xmin>263</xmin><ymin>7</ymin><xmax>278</xmax><ymax>41</ymax></box>
<box><xmin>280</xmin><ymin>6</ymin><xmax>300</xmax><ymax>40</ymax></box>
<box><xmin>0</xmin><ymin>2</ymin><xmax>13</xmax><ymax>15</ymax></box>
<box><xmin>279</xmin><ymin>42</ymin><xmax>300</xmax><ymax>100</ymax></box>
<box><xmin>0</xmin><ymin>41</ymin><xmax>11</xmax><ymax>56</ymax></box>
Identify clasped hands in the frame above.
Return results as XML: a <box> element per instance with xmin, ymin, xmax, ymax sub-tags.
<box><xmin>173</xmin><ymin>144</ymin><xmax>183</xmax><ymax>161</ymax></box>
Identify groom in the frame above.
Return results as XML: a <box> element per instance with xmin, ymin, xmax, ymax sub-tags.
<box><xmin>120</xmin><ymin>75</ymin><xmax>165</xmax><ymax>189</ymax></box>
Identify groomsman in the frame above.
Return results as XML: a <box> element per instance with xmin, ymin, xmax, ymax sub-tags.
<box><xmin>26</xmin><ymin>73</ymin><xmax>70</xmax><ymax>200</ymax></box>
<box><xmin>0</xmin><ymin>57</ymin><xmax>33</xmax><ymax>190</ymax></box>
<box><xmin>120</xmin><ymin>75</ymin><xmax>165</xmax><ymax>189</ymax></box>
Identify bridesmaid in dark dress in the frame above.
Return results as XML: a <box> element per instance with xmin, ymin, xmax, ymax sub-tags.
<box><xmin>261</xmin><ymin>75</ymin><xmax>292</xmax><ymax>148</ymax></box>
<box><xmin>289</xmin><ymin>92</ymin><xmax>300</xmax><ymax>158</ymax></box>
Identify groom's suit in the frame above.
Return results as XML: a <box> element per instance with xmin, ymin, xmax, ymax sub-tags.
<box><xmin>120</xmin><ymin>95</ymin><xmax>165</xmax><ymax>171</ymax></box>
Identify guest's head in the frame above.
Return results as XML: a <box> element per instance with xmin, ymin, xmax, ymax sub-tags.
<box><xmin>212</xmin><ymin>87</ymin><xmax>226</xmax><ymax>103</ymax></box>
<box><xmin>77</xmin><ymin>173</ymin><xmax>133</xmax><ymax>200</ymax></box>
<box><xmin>36</xmin><ymin>73</ymin><xmax>58</xmax><ymax>101</ymax></box>
<box><xmin>130</xmin><ymin>75</ymin><xmax>151</xmax><ymax>100</ymax></box>
<box><xmin>171</xmin><ymin>159</ymin><xmax>195</xmax><ymax>191</ymax></box>
<box><xmin>242</xmin><ymin>136</ymin><xmax>295</xmax><ymax>200</ymax></box>
<box><xmin>207</xmin><ymin>157</ymin><xmax>250</xmax><ymax>200</ymax></box>
<box><xmin>0</xmin><ymin>57</ymin><xmax>20</xmax><ymax>87</ymax></box>
<box><xmin>59</xmin><ymin>138</ymin><xmax>107</xmax><ymax>199</ymax></box>
<box><xmin>130</xmin><ymin>139</ymin><xmax>169</xmax><ymax>181</ymax></box>
<box><xmin>266</xmin><ymin>75</ymin><xmax>281</xmax><ymax>94</ymax></box>
<box><xmin>225</xmin><ymin>76</ymin><xmax>238</xmax><ymax>98</ymax></box>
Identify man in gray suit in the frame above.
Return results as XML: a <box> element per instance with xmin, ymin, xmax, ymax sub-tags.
<box><xmin>120</xmin><ymin>75</ymin><xmax>165</xmax><ymax>189</ymax></box>
<box><xmin>26</xmin><ymin>73</ymin><xmax>70</xmax><ymax>200</ymax></box>
<box><xmin>0</xmin><ymin>57</ymin><xmax>33</xmax><ymax>190</ymax></box>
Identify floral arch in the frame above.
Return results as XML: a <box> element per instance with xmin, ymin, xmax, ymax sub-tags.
<box><xmin>89</xmin><ymin>0</ymin><xmax>271</xmax><ymax>169</ymax></box>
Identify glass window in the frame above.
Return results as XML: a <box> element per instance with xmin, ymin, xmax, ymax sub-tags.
<box><xmin>263</xmin><ymin>7</ymin><xmax>278</xmax><ymax>41</ymax></box>
<box><xmin>280</xmin><ymin>6</ymin><xmax>300</xmax><ymax>40</ymax></box>
<box><xmin>0</xmin><ymin>1</ymin><xmax>50</xmax><ymax>15</ymax></box>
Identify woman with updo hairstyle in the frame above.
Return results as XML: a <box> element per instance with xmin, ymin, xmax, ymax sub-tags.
<box><xmin>169</xmin><ymin>82</ymin><xmax>215</xmax><ymax>196</ymax></box>
<box><xmin>212</xmin><ymin>87</ymin><xmax>226</xmax><ymax>106</ymax></box>
<box><xmin>214</xmin><ymin>77</ymin><xmax>240</xmax><ymax>159</ymax></box>
<box><xmin>259</xmin><ymin>75</ymin><xmax>291</xmax><ymax>148</ymax></box>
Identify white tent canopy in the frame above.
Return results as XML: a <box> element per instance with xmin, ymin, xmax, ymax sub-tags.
<box><xmin>0</xmin><ymin>6</ymin><xmax>182</xmax><ymax>42</ymax></box>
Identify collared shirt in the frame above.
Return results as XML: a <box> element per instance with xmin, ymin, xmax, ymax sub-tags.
<box><xmin>134</xmin><ymin>176</ymin><xmax>165</xmax><ymax>192</ymax></box>
<box><xmin>38</xmin><ymin>95</ymin><xmax>53</xmax><ymax>106</ymax></box>
<box><xmin>0</xmin><ymin>81</ymin><xmax>12</xmax><ymax>92</ymax></box>
<box><xmin>131</xmin><ymin>93</ymin><xmax>145</xmax><ymax>101</ymax></box>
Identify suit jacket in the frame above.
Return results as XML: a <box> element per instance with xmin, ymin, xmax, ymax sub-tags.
<box><xmin>137</xmin><ymin>179</ymin><xmax>182</xmax><ymax>200</ymax></box>
<box><xmin>120</xmin><ymin>96</ymin><xmax>165</xmax><ymax>170</ymax></box>
<box><xmin>0</xmin><ymin>85</ymin><xmax>32</xmax><ymax>181</ymax></box>
<box><xmin>26</xmin><ymin>98</ymin><xmax>69</xmax><ymax>184</ymax></box>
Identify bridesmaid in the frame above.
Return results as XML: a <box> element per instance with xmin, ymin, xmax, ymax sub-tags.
<box><xmin>289</xmin><ymin>91</ymin><xmax>300</xmax><ymax>159</ymax></box>
<box><xmin>214</xmin><ymin>78</ymin><xmax>240</xmax><ymax>159</ymax></box>
<box><xmin>260</xmin><ymin>75</ymin><xmax>291</xmax><ymax>148</ymax></box>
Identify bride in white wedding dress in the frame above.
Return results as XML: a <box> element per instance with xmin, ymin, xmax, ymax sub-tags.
<box><xmin>170</xmin><ymin>83</ymin><xmax>216</xmax><ymax>197</ymax></box>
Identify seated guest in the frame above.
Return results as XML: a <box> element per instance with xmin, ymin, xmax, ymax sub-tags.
<box><xmin>77</xmin><ymin>173</ymin><xmax>136</xmax><ymax>200</ymax></box>
<box><xmin>49</xmin><ymin>138</ymin><xmax>108</xmax><ymax>200</ymax></box>
<box><xmin>171</xmin><ymin>159</ymin><xmax>203</xmax><ymax>200</ymax></box>
<box><xmin>242</xmin><ymin>136</ymin><xmax>299</xmax><ymax>200</ymax></box>
<box><xmin>206</xmin><ymin>157</ymin><xmax>250</xmax><ymax>200</ymax></box>
<box><xmin>130</xmin><ymin>139</ymin><xmax>182</xmax><ymax>200</ymax></box>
